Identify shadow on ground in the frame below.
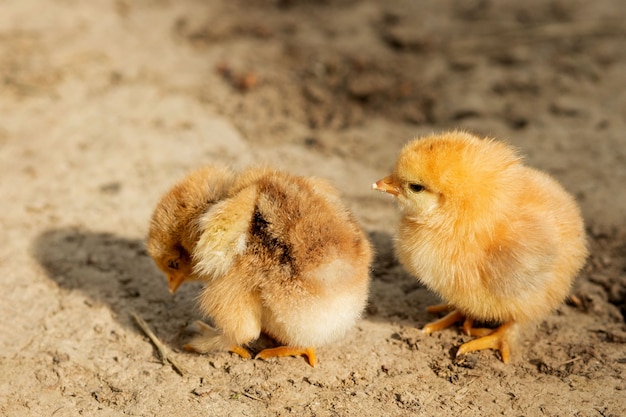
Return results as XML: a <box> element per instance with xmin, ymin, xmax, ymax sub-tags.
<box><xmin>31</xmin><ymin>227</ymin><xmax>201</xmax><ymax>347</ymax></box>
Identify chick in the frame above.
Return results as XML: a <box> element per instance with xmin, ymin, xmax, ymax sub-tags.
<box><xmin>147</xmin><ymin>166</ymin><xmax>372</xmax><ymax>366</ymax></box>
<box><xmin>373</xmin><ymin>131</ymin><xmax>587</xmax><ymax>363</ymax></box>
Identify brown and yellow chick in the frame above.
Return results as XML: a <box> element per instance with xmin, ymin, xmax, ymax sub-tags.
<box><xmin>373</xmin><ymin>131</ymin><xmax>587</xmax><ymax>363</ymax></box>
<box><xmin>147</xmin><ymin>166</ymin><xmax>372</xmax><ymax>366</ymax></box>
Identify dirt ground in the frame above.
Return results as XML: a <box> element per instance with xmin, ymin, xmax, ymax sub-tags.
<box><xmin>1</xmin><ymin>0</ymin><xmax>625</xmax><ymax>415</ymax></box>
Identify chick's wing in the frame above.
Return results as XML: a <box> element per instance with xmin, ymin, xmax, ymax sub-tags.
<box><xmin>193</xmin><ymin>185</ymin><xmax>258</xmax><ymax>279</ymax></box>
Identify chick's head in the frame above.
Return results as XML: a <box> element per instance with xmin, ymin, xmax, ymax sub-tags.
<box><xmin>374</xmin><ymin>131</ymin><xmax>521</xmax><ymax>223</ymax></box>
<box><xmin>147</xmin><ymin>236</ymin><xmax>194</xmax><ymax>294</ymax></box>
<box><xmin>147</xmin><ymin>166</ymin><xmax>235</xmax><ymax>293</ymax></box>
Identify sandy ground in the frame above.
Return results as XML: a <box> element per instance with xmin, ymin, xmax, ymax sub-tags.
<box><xmin>1</xmin><ymin>0</ymin><xmax>626</xmax><ymax>415</ymax></box>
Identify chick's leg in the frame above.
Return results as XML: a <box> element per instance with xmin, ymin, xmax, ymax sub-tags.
<box><xmin>456</xmin><ymin>321</ymin><xmax>515</xmax><ymax>363</ymax></box>
<box><xmin>255</xmin><ymin>346</ymin><xmax>317</xmax><ymax>367</ymax></box>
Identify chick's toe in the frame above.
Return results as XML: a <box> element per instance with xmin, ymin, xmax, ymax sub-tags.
<box><xmin>229</xmin><ymin>346</ymin><xmax>252</xmax><ymax>360</ymax></box>
<box><xmin>425</xmin><ymin>304</ymin><xmax>453</xmax><ymax>314</ymax></box>
<box><xmin>422</xmin><ymin>309</ymin><xmax>464</xmax><ymax>335</ymax></box>
<box><xmin>461</xmin><ymin>318</ymin><xmax>499</xmax><ymax>337</ymax></box>
<box><xmin>456</xmin><ymin>322</ymin><xmax>515</xmax><ymax>364</ymax></box>
<box><xmin>255</xmin><ymin>346</ymin><xmax>317</xmax><ymax>367</ymax></box>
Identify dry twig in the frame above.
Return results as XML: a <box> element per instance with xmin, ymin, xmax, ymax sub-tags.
<box><xmin>131</xmin><ymin>312</ymin><xmax>186</xmax><ymax>376</ymax></box>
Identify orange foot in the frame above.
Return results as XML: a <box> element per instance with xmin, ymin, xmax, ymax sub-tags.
<box><xmin>255</xmin><ymin>346</ymin><xmax>317</xmax><ymax>367</ymax></box>
<box><xmin>229</xmin><ymin>345</ymin><xmax>252</xmax><ymax>360</ymax></box>
<box><xmin>457</xmin><ymin>322</ymin><xmax>514</xmax><ymax>363</ymax></box>
<box><xmin>422</xmin><ymin>306</ymin><xmax>463</xmax><ymax>334</ymax></box>
<box><xmin>422</xmin><ymin>306</ymin><xmax>514</xmax><ymax>363</ymax></box>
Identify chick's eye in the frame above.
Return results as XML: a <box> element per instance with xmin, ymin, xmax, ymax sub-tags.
<box><xmin>408</xmin><ymin>183</ymin><xmax>425</xmax><ymax>193</ymax></box>
<box><xmin>167</xmin><ymin>260</ymin><xmax>179</xmax><ymax>270</ymax></box>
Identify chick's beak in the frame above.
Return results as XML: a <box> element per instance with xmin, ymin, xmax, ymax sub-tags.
<box><xmin>372</xmin><ymin>175</ymin><xmax>400</xmax><ymax>196</ymax></box>
<box><xmin>167</xmin><ymin>273</ymin><xmax>186</xmax><ymax>294</ymax></box>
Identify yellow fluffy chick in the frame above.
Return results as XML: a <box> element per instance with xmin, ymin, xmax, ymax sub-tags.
<box><xmin>373</xmin><ymin>131</ymin><xmax>587</xmax><ymax>363</ymax></box>
<box><xmin>147</xmin><ymin>166</ymin><xmax>372</xmax><ymax>366</ymax></box>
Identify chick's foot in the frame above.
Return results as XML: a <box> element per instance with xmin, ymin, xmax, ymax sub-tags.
<box><xmin>422</xmin><ymin>309</ymin><xmax>464</xmax><ymax>334</ymax></box>
<box><xmin>255</xmin><ymin>346</ymin><xmax>317</xmax><ymax>367</ymax></box>
<box><xmin>456</xmin><ymin>321</ymin><xmax>514</xmax><ymax>363</ymax></box>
